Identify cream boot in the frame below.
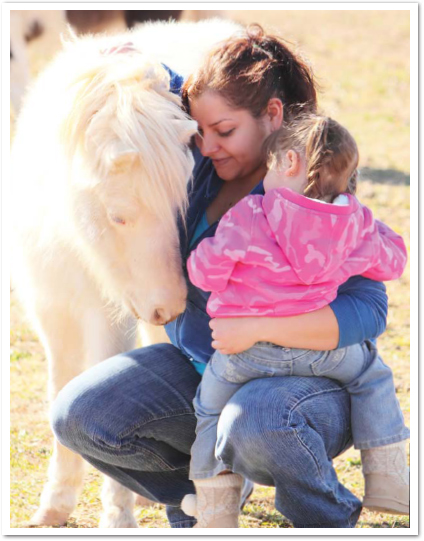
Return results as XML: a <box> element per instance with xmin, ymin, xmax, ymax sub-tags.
<box><xmin>361</xmin><ymin>441</ymin><xmax>409</xmax><ymax>515</ymax></box>
<box><xmin>181</xmin><ymin>473</ymin><xmax>243</xmax><ymax>528</ymax></box>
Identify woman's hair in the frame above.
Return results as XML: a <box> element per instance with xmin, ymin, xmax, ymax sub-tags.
<box><xmin>265</xmin><ymin>114</ymin><xmax>359</xmax><ymax>201</ymax></box>
<box><xmin>181</xmin><ymin>24</ymin><xmax>317</xmax><ymax>119</ymax></box>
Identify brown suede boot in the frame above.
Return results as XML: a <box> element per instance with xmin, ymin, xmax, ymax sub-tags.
<box><xmin>361</xmin><ymin>441</ymin><xmax>409</xmax><ymax>515</ymax></box>
<box><xmin>181</xmin><ymin>473</ymin><xmax>243</xmax><ymax>528</ymax></box>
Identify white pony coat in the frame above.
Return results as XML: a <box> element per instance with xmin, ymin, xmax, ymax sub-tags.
<box><xmin>11</xmin><ymin>19</ymin><xmax>241</xmax><ymax>528</ymax></box>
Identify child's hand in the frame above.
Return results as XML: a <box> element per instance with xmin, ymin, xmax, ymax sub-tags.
<box><xmin>209</xmin><ymin>318</ymin><xmax>258</xmax><ymax>355</ymax></box>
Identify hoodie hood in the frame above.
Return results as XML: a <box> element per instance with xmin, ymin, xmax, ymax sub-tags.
<box><xmin>261</xmin><ymin>187</ymin><xmax>361</xmax><ymax>285</ymax></box>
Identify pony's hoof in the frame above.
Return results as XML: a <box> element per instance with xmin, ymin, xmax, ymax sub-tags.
<box><xmin>99</xmin><ymin>508</ymin><xmax>139</xmax><ymax>528</ymax></box>
<box><xmin>29</xmin><ymin>507</ymin><xmax>69</xmax><ymax>526</ymax></box>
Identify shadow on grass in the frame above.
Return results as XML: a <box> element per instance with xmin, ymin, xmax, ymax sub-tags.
<box><xmin>359</xmin><ymin>167</ymin><xmax>410</xmax><ymax>186</ymax></box>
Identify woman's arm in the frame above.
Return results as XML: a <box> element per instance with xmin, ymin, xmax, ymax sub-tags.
<box><xmin>210</xmin><ymin>305</ymin><xmax>339</xmax><ymax>354</ymax></box>
<box><xmin>329</xmin><ymin>275</ymin><xmax>388</xmax><ymax>347</ymax></box>
<box><xmin>210</xmin><ymin>276</ymin><xmax>388</xmax><ymax>354</ymax></box>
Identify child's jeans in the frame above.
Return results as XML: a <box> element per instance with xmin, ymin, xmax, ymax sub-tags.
<box><xmin>190</xmin><ymin>340</ymin><xmax>409</xmax><ymax>479</ymax></box>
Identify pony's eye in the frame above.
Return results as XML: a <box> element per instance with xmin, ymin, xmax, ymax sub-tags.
<box><xmin>110</xmin><ymin>215</ymin><xmax>126</xmax><ymax>225</ymax></box>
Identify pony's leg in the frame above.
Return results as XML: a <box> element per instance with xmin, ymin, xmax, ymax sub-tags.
<box><xmin>30</xmin><ymin>310</ymin><xmax>87</xmax><ymax>526</ymax></box>
<box><xmin>31</xmin><ymin>305</ymin><xmax>138</xmax><ymax>527</ymax></box>
<box><xmin>32</xmin><ymin>442</ymin><xmax>87</xmax><ymax>526</ymax></box>
<box><xmin>99</xmin><ymin>477</ymin><xmax>138</xmax><ymax>528</ymax></box>
<box><xmin>82</xmin><ymin>308</ymin><xmax>141</xmax><ymax>528</ymax></box>
<box><xmin>134</xmin><ymin>494</ymin><xmax>155</xmax><ymax>507</ymax></box>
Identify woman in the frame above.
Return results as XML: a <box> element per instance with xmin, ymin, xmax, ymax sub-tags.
<box><xmin>52</xmin><ymin>25</ymin><xmax>389</xmax><ymax>528</ymax></box>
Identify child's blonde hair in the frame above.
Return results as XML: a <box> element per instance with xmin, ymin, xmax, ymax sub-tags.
<box><xmin>266</xmin><ymin>114</ymin><xmax>359</xmax><ymax>201</ymax></box>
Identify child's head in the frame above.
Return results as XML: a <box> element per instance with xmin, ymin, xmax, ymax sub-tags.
<box><xmin>263</xmin><ymin>114</ymin><xmax>359</xmax><ymax>201</ymax></box>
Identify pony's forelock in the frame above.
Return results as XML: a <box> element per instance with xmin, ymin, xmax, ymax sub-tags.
<box><xmin>61</xmin><ymin>52</ymin><xmax>196</xmax><ymax>228</ymax></box>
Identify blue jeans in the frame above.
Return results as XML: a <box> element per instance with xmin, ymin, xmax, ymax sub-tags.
<box><xmin>190</xmin><ymin>341</ymin><xmax>409</xmax><ymax>479</ymax></box>
<box><xmin>51</xmin><ymin>343</ymin><xmax>362</xmax><ymax>528</ymax></box>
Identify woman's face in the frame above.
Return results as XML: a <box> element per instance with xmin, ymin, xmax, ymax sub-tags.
<box><xmin>190</xmin><ymin>92</ymin><xmax>274</xmax><ymax>185</ymax></box>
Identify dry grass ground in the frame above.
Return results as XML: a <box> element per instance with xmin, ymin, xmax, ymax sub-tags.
<box><xmin>10</xmin><ymin>8</ymin><xmax>411</xmax><ymax>529</ymax></box>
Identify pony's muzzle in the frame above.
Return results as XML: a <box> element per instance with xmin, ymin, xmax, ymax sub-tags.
<box><xmin>150</xmin><ymin>305</ymin><xmax>184</xmax><ymax>326</ymax></box>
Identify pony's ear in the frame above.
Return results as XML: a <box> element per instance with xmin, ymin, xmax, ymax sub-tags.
<box><xmin>108</xmin><ymin>142</ymin><xmax>139</xmax><ymax>174</ymax></box>
<box><xmin>174</xmin><ymin>119</ymin><xmax>198</xmax><ymax>145</ymax></box>
<box><xmin>143</xmin><ymin>64</ymin><xmax>175</xmax><ymax>98</ymax></box>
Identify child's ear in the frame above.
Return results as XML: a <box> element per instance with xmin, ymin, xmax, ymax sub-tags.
<box><xmin>285</xmin><ymin>150</ymin><xmax>301</xmax><ymax>176</ymax></box>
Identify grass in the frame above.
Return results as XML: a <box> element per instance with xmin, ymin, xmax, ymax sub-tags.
<box><xmin>10</xmin><ymin>8</ymin><xmax>411</xmax><ymax>530</ymax></box>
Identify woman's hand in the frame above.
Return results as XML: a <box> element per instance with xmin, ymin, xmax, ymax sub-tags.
<box><xmin>209</xmin><ymin>306</ymin><xmax>340</xmax><ymax>355</ymax></box>
<box><xmin>209</xmin><ymin>317</ymin><xmax>260</xmax><ymax>355</ymax></box>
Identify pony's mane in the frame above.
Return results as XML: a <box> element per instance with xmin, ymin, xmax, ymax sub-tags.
<box><xmin>60</xmin><ymin>51</ymin><xmax>195</xmax><ymax>227</ymax></box>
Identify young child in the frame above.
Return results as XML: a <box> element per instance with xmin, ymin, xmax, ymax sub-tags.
<box><xmin>181</xmin><ymin>114</ymin><xmax>410</xmax><ymax>528</ymax></box>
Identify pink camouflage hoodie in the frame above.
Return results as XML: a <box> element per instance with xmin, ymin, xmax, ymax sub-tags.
<box><xmin>187</xmin><ymin>187</ymin><xmax>407</xmax><ymax>318</ymax></box>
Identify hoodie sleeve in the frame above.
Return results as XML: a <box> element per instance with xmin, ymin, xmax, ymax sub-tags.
<box><xmin>359</xmin><ymin>214</ymin><xmax>408</xmax><ymax>281</ymax></box>
<box><xmin>187</xmin><ymin>199</ymin><xmax>254</xmax><ymax>293</ymax></box>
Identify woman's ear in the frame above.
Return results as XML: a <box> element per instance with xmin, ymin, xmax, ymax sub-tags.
<box><xmin>266</xmin><ymin>98</ymin><xmax>284</xmax><ymax>131</ymax></box>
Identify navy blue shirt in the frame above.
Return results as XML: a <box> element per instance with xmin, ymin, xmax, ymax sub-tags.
<box><xmin>165</xmin><ymin>147</ymin><xmax>388</xmax><ymax>374</ymax></box>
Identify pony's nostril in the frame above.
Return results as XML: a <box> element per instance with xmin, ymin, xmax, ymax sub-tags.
<box><xmin>150</xmin><ymin>303</ymin><xmax>185</xmax><ymax>326</ymax></box>
<box><xmin>153</xmin><ymin>308</ymin><xmax>166</xmax><ymax>325</ymax></box>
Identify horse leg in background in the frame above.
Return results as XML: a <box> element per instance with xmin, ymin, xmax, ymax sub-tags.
<box><xmin>10</xmin><ymin>11</ymin><xmax>31</xmax><ymax>113</ymax></box>
<box><xmin>29</xmin><ymin>308</ymin><xmax>88</xmax><ymax>526</ymax></box>
<box><xmin>181</xmin><ymin>9</ymin><xmax>225</xmax><ymax>22</ymax></box>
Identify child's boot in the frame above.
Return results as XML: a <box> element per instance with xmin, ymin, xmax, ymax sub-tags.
<box><xmin>181</xmin><ymin>473</ymin><xmax>243</xmax><ymax>528</ymax></box>
<box><xmin>361</xmin><ymin>440</ymin><xmax>409</xmax><ymax>515</ymax></box>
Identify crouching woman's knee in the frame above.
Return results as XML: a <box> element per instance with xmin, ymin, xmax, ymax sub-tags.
<box><xmin>50</xmin><ymin>377</ymin><xmax>95</xmax><ymax>455</ymax></box>
<box><xmin>49</xmin><ymin>363</ymin><xmax>122</xmax><ymax>456</ymax></box>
